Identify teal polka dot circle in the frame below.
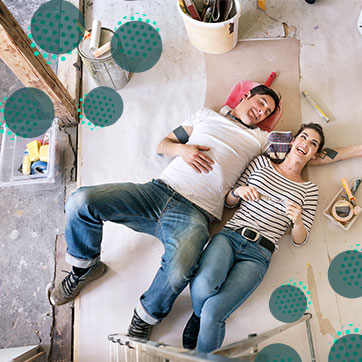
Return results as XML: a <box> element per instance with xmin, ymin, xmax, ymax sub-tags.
<box><xmin>4</xmin><ymin>88</ymin><xmax>54</xmax><ymax>138</ymax></box>
<box><xmin>328</xmin><ymin>250</ymin><xmax>362</xmax><ymax>298</ymax></box>
<box><xmin>255</xmin><ymin>343</ymin><xmax>302</xmax><ymax>362</ymax></box>
<box><xmin>111</xmin><ymin>21</ymin><xmax>162</xmax><ymax>72</ymax></box>
<box><xmin>31</xmin><ymin>0</ymin><xmax>84</xmax><ymax>54</ymax></box>
<box><xmin>329</xmin><ymin>334</ymin><xmax>362</xmax><ymax>361</ymax></box>
<box><xmin>83</xmin><ymin>87</ymin><xmax>123</xmax><ymax>127</ymax></box>
<box><xmin>269</xmin><ymin>285</ymin><xmax>307</xmax><ymax>323</ymax></box>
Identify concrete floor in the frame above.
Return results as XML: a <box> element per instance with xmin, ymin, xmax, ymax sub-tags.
<box><xmin>0</xmin><ymin>1</ymin><xmax>76</xmax><ymax>360</ymax></box>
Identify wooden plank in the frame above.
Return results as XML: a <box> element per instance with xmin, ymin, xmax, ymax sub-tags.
<box><xmin>56</xmin><ymin>0</ymin><xmax>83</xmax><ymax>127</ymax></box>
<box><xmin>0</xmin><ymin>0</ymin><xmax>76</xmax><ymax>124</ymax></box>
<box><xmin>61</xmin><ymin>0</ymin><xmax>84</xmax><ymax>357</ymax></box>
<box><xmin>51</xmin><ymin>235</ymin><xmax>73</xmax><ymax>362</ymax></box>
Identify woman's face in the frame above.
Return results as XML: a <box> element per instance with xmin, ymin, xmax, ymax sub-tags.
<box><xmin>290</xmin><ymin>128</ymin><xmax>322</xmax><ymax>161</ymax></box>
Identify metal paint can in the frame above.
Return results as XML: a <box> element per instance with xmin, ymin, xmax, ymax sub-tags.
<box><xmin>78</xmin><ymin>27</ymin><xmax>129</xmax><ymax>90</ymax></box>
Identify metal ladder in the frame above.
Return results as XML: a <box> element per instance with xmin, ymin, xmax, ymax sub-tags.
<box><xmin>108</xmin><ymin>313</ymin><xmax>316</xmax><ymax>362</ymax></box>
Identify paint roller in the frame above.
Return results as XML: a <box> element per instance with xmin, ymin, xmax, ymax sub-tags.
<box><xmin>89</xmin><ymin>19</ymin><xmax>102</xmax><ymax>54</ymax></box>
<box><xmin>88</xmin><ymin>19</ymin><xmax>113</xmax><ymax>59</ymax></box>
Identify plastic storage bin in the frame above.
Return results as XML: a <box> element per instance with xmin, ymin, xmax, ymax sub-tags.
<box><xmin>0</xmin><ymin>122</ymin><xmax>63</xmax><ymax>189</ymax></box>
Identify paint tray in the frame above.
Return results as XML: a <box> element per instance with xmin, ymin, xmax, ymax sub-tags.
<box><xmin>323</xmin><ymin>176</ymin><xmax>361</xmax><ymax>231</ymax></box>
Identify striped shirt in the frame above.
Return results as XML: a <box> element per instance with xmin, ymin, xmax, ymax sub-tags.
<box><xmin>225</xmin><ymin>155</ymin><xmax>318</xmax><ymax>250</ymax></box>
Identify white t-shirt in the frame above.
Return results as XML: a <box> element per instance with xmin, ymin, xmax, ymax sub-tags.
<box><xmin>159</xmin><ymin>108</ymin><xmax>269</xmax><ymax>220</ymax></box>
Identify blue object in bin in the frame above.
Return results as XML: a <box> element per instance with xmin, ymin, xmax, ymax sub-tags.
<box><xmin>31</xmin><ymin>161</ymin><xmax>48</xmax><ymax>174</ymax></box>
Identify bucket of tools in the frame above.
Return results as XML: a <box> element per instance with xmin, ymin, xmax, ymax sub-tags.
<box><xmin>177</xmin><ymin>0</ymin><xmax>241</xmax><ymax>54</ymax></box>
<box><xmin>78</xmin><ymin>27</ymin><xmax>129</xmax><ymax>90</ymax></box>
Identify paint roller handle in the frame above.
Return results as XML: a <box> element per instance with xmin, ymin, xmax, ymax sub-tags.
<box><xmin>341</xmin><ymin>177</ymin><xmax>356</xmax><ymax>203</ymax></box>
<box><xmin>264</xmin><ymin>72</ymin><xmax>276</xmax><ymax>87</ymax></box>
<box><xmin>351</xmin><ymin>177</ymin><xmax>362</xmax><ymax>195</ymax></box>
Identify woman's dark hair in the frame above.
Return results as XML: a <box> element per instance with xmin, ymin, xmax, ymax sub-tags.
<box><xmin>265</xmin><ymin>122</ymin><xmax>325</xmax><ymax>164</ymax></box>
<box><xmin>294</xmin><ymin>122</ymin><xmax>325</xmax><ymax>153</ymax></box>
<box><xmin>249</xmin><ymin>85</ymin><xmax>281</xmax><ymax>117</ymax></box>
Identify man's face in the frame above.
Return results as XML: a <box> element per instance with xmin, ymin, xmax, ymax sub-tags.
<box><xmin>234</xmin><ymin>92</ymin><xmax>276</xmax><ymax>126</ymax></box>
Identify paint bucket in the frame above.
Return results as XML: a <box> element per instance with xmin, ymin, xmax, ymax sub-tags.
<box><xmin>78</xmin><ymin>27</ymin><xmax>129</xmax><ymax>90</ymax></box>
<box><xmin>177</xmin><ymin>0</ymin><xmax>242</xmax><ymax>54</ymax></box>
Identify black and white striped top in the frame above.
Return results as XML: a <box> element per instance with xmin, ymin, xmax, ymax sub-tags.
<box><xmin>225</xmin><ymin>155</ymin><xmax>319</xmax><ymax>250</ymax></box>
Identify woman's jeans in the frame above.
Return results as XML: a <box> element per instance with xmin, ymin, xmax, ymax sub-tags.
<box><xmin>64</xmin><ymin>179</ymin><xmax>211</xmax><ymax>324</ymax></box>
<box><xmin>190</xmin><ymin>228</ymin><xmax>272</xmax><ymax>353</ymax></box>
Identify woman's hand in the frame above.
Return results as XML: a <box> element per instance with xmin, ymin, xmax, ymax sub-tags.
<box><xmin>287</xmin><ymin>201</ymin><xmax>308</xmax><ymax>245</ymax></box>
<box><xmin>234</xmin><ymin>186</ymin><xmax>260</xmax><ymax>201</ymax></box>
<box><xmin>285</xmin><ymin>201</ymin><xmax>303</xmax><ymax>225</ymax></box>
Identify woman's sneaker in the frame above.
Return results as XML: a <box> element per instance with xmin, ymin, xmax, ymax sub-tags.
<box><xmin>50</xmin><ymin>261</ymin><xmax>108</xmax><ymax>306</ymax></box>
<box><xmin>182</xmin><ymin>313</ymin><xmax>200</xmax><ymax>350</ymax></box>
<box><xmin>127</xmin><ymin>310</ymin><xmax>154</xmax><ymax>340</ymax></box>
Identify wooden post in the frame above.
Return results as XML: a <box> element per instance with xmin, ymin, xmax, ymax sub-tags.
<box><xmin>0</xmin><ymin>0</ymin><xmax>77</xmax><ymax>125</ymax></box>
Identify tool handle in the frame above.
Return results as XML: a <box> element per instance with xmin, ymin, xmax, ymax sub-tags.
<box><xmin>264</xmin><ymin>72</ymin><xmax>276</xmax><ymax>87</ymax></box>
<box><xmin>258</xmin><ymin>0</ymin><xmax>266</xmax><ymax>10</ymax></box>
<box><xmin>351</xmin><ymin>177</ymin><xmax>362</xmax><ymax>195</ymax></box>
<box><xmin>341</xmin><ymin>178</ymin><xmax>356</xmax><ymax>202</ymax></box>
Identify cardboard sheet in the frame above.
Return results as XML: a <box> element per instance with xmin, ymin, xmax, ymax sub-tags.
<box><xmin>76</xmin><ymin>37</ymin><xmax>304</xmax><ymax>361</ymax></box>
<box><xmin>204</xmin><ymin>38</ymin><xmax>301</xmax><ymax>133</ymax></box>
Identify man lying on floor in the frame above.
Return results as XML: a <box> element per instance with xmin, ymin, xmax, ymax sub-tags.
<box><xmin>50</xmin><ymin>84</ymin><xmax>362</xmax><ymax>340</ymax></box>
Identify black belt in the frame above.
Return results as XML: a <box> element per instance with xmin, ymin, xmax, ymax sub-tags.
<box><xmin>239</xmin><ymin>227</ymin><xmax>275</xmax><ymax>253</ymax></box>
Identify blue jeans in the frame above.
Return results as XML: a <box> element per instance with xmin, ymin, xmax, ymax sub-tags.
<box><xmin>190</xmin><ymin>228</ymin><xmax>272</xmax><ymax>352</ymax></box>
<box><xmin>64</xmin><ymin>179</ymin><xmax>211</xmax><ymax>323</ymax></box>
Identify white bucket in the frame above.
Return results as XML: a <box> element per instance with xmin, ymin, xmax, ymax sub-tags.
<box><xmin>177</xmin><ymin>0</ymin><xmax>241</xmax><ymax>54</ymax></box>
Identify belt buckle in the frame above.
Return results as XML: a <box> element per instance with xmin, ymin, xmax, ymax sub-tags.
<box><xmin>241</xmin><ymin>228</ymin><xmax>260</xmax><ymax>242</ymax></box>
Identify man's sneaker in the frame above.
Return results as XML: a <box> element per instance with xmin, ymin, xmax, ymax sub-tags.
<box><xmin>127</xmin><ymin>309</ymin><xmax>154</xmax><ymax>340</ymax></box>
<box><xmin>182</xmin><ymin>313</ymin><xmax>200</xmax><ymax>350</ymax></box>
<box><xmin>50</xmin><ymin>261</ymin><xmax>107</xmax><ymax>306</ymax></box>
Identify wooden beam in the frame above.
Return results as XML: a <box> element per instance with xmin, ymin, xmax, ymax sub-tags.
<box><xmin>57</xmin><ymin>0</ymin><xmax>83</xmax><ymax>127</ymax></box>
<box><xmin>0</xmin><ymin>0</ymin><xmax>77</xmax><ymax>124</ymax></box>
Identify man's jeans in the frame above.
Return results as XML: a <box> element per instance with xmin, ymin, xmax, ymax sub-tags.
<box><xmin>64</xmin><ymin>179</ymin><xmax>211</xmax><ymax>323</ymax></box>
<box><xmin>190</xmin><ymin>228</ymin><xmax>272</xmax><ymax>352</ymax></box>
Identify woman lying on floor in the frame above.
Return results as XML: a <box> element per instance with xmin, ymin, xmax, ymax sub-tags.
<box><xmin>182</xmin><ymin>123</ymin><xmax>324</xmax><ymax>353</ymax></box>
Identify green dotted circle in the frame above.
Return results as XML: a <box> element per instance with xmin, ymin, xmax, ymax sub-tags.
<box><xmin>4</xmin><ymin>87</ymin><xmax>54</xmax><ymax>138</ymax></box>
<box><xmin>328</xmin><ymin>334</ymin><xmax>362</xmax><ymax>361</ymax></box>
<box><xmin>111</xmin><ymin>21</ymin><xmax>162</xmax><ymax>73</ymax></box>
<box><xmin>255</xmin><ymin>343</ymin><xmax>302</xmax><ymax>362</ymax></box>
<box><xmin>328</xmin><ymin>250</ymin><xmax>362</xmax><ymax>298</ymax></box>
<box><xmin>31</xmin><ymin>0</ymin><xmax>84</xmax><ymax>54</ymax></box>
<box><xmin>269</xmin><ymin>285</ymin><xmax>307</xmax><ymax>323</ymax></box>
<box><xmin>83</xmin><ymin>87</ymin><xmax>123</xmax><ymax>127</ymax></box>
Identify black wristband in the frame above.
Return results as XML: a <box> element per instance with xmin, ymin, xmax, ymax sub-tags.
<box><xmin>231</xmin><ymin>189</ymin><xmax>240</xmax><ymax>198</ymax></box>
<box><xmin>173</xmin><ymin>126</ymin><xmax>189</xmax><ymax>144</ymax></box>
